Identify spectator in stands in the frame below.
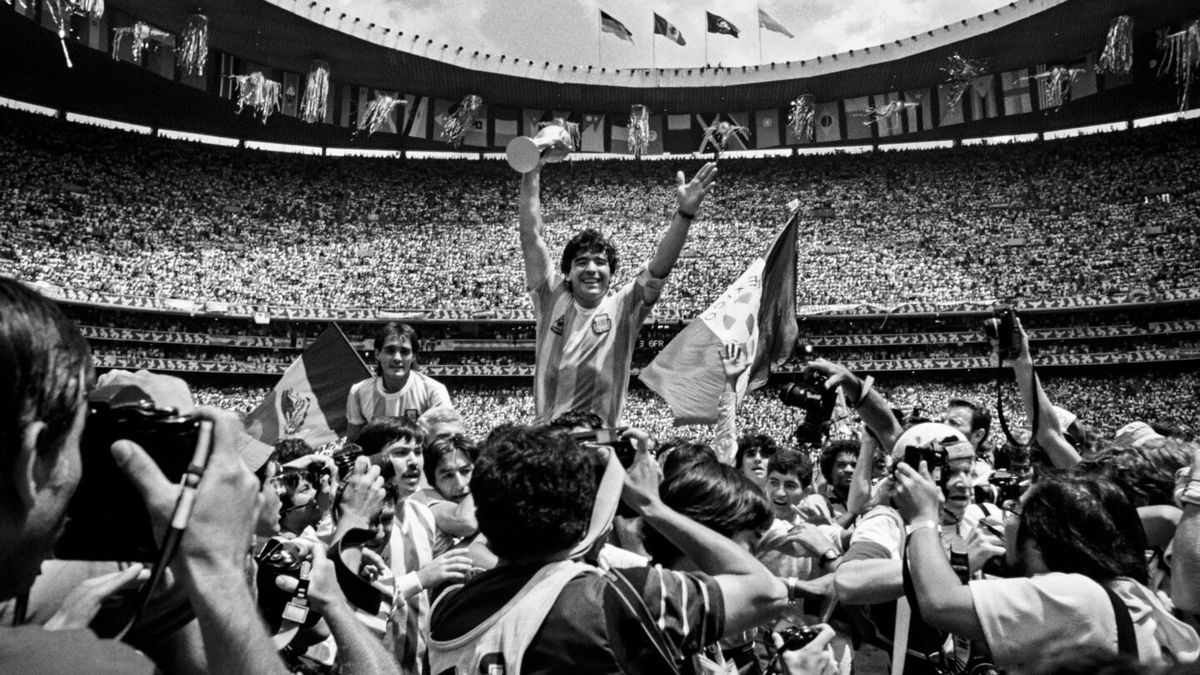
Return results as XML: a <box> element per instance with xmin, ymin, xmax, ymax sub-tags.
<box><xmin>0</xmin><ymin>277</ymin><xmax>286</xmax><ymax>673</ymax></box>
<box><xmin>428</xmin><ymin>424</ymin><xmax>790</xmax><ymax>672</ymax></box>
<box><xmin>518</xmin><ymin>156</ymin><xmax>717</xmax><ymax>426</ymax></box>
<box><xmin>346</xmin><ymin>323</ymin><xmax>452</xmax><ymax>442</ymax></box>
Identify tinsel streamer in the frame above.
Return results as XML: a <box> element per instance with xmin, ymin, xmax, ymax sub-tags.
<box><xmin>1096</xmin><ymin>15</ymin><xmax>1133</xmax><ymax>75</ymax></box>
<box><xmin>863</xmin><ymin>100</ymin><xmax>918</xmax><ymax>126</ymax></box>
<box><xmin>300</xmin><ymin>60</ymin><xmax>330</xmax><ymax>124</ymax></box>
<box><xmin>1027</xmin><ymin>67</ymin><xmax>1083</xmax><ymax>110</ymax></box>
<box><xmin>177</xmin><ymin>13</ymin><xmax>208</xmax><ymax>77</ymax></box>
<box><xmin>940</xmin><ymin>52</ymin><xmax>987</xmax><ymax>113</ymax></box>
<box><xmin>1158</xmin><ymin>21</ymin><xmax>1200</xmax><ymax>112</ymax></box>
<box><xmin>357</xmin><ymin>93</ymin><xmax>405</xmax><ymax>136</ymax></box>
<box><xmin>702</xmin><ymin>120</ymin><xmax>749</xmax><ymax>154</ymax></box>
<box><xmin>232</xmin><ymin>72</ymin><xmax>282</xmax><ymax>123</ymax></box>
<box><xmin>440</xmin><ymin>94</ymin><xmax>483</xmax><ymax>147</ymax></box>
<box><xmin>788</xmin><ymin>94</ymin><xmax>815</xmax><ymax>141</ymax></box>
<box><xmin>628</xmin><ymin>104</ymin><xmax>649</xmax><ymax>158</ymax></box>
<box><xmin>46</xmin><ymin>1</ymin><xmax>105</xmax><ymax>67</ymax></box>
<box><xmin>111</xmin><ymin>22</ymin><xmax>173</xmax><ymax>61</ymax></box>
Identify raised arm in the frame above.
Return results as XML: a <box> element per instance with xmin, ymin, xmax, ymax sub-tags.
<box><xmin>1005</xmin><ymin>317</ymin><xmax>1079</xmax><ymax>469</ymax></box>
<box><xmin>1172</xmin><ymin>451</ymin><xmax>1200</xmax><ymax>616</ymax></box>
<box><xmin>621</xmin><ymin>432</ymin><xmax>788</xmax><ymax>636</ymax></box>
<box><xmin>647</xmin><ymin>162</ymin><xmax>717</xmax><ymax>279</ymax></box>
<box><xmin>805</xmin><ymin>358</ymin><xmax>902</xmax><ymax>453</ymax></box>
<box><xmin>519</xmin><ymin>167</ymin><xmax>554</xmax><ymax>289</ymax></box>
<box><xmin>711</xmin><ymin>342</ymin><xmax>751</xmax><ymax>465</ymax></box>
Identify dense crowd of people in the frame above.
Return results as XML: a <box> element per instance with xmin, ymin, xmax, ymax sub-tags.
<box><xmin>2</xmin><ymin>107</ymin><xmax>1198</xmax><ymax>313</ymax></box>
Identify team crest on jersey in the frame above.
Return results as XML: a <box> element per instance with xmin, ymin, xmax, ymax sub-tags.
<box><xmin>592</xmin><ymin>313</ymin><xmax>612</xmax><ymax>336</ymax></box>
<box><xmin>551</xmin><ymin>316</ymin><xmax>565</xmax><ymax>335</ymax></box>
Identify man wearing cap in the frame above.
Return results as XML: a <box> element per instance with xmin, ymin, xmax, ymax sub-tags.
<box><xmin>428</xmin><ymin>425</ymin><xmax>790</xmax><ymax>673</ymax></box>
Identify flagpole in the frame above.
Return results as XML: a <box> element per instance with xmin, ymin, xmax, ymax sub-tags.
<box><xmin>757</xmin><ymin>3</ymin><xmax>763</xmax><ymax>64</ymax></box>
<box><xmin>598</xmin><ymin>14</ymin><xmax>602</xmax><ymax>65</ymax></box>
<box><xmin>704</xmin><ymin>29</ymin><xmax>708</xmax><ymax>67</ymax></box>
<box><xmin>652</xmin><ymin>27</ymin><xmax>656</xmax><ymax>70</ymax></box>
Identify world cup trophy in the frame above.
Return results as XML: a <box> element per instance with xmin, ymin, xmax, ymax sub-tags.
<box><xmin>505</xmin><ymin>119</ymin><xmax>579</xmax><ymax>173</ymax></box>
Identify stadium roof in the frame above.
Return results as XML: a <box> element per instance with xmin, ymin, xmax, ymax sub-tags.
<box><xmin>108</xmin><ymin>0</ymin><xmax>1195</xmax><ymax>113</ymax></box>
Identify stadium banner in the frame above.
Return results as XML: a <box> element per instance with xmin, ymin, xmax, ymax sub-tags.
<box><xmin>640</xmin><ymin>212</ymin><xmax>797</xmax><ymax>424</ymax></box>
<box><xmin>1032</xmin><ymin>65</ymin><xmax>1051</xmax><ymax>111</ymax></box>
<box><xmin>695</xmin><ymin>113</ymin><xmax>750</xmax><ymax>151</ymax></box>
<box><xmin>219</xmin><ymin>53</ymin><xmax>236</xmax><ymax>100</ymax></box>
<box><xmin>647</xmin><ymin>113</ymin><xmax>664</xmax><ymax>155</ymax></box>
<box><xmin>665</xmin><ymin>114</ymin><xmax>693</xmax><ymax>154</ymax></box>
<box><xmin>522</xmin><ymin>109</ymin><xmax>547</xmax><ymax>136</ymax></box>
<box><xmin>873</xmin><ymin>92</ymin><xmax>904</xmax><ymax>137</ymax></box>
<box><xmin>969</xmin><ymin>75</ymin><xmax>999</xmax><ymax>120</ymax></box>
<box><xmin>843</xmin><ymin>96</ymin><xmax>871</xmax><ymax>140</ymax></box>
<box><xmin>1001</xmin><ymin>70</ymin><xmax>1032</xmax><ymax>116</ymax></box>
<box><xmin>904</xmin><ymin>89</ymin><xmax>934</xmax><ymax>132</ymax></box>
<box><xmin>755</xmin><ymin>108</ymin><xmax>780</xmax><ymax>147</ymax></box>
<box><xmin>493</xmin><ymin>108</ymin><xmax>521</xmax><ymax>148</ymax></box>
<box><xmin>813</xmin><ymin>101</ymin><xmax>841</xmax><ymax>143</ymax></box>
<box><xmin>1070</xmin><ymin>53</ymin><xmax>1098</xmax><ymax>100</ymax></box>
<box><xmin>245</xmin><ymin>324</ymin><xmax>370</xmax><ymax>447</ymax></box>
<box><xmin>281</xmin><ymin>72</ymin><xmax>299</xmax><ymax>117</ymax></box>
<box><xmin>937</xmin><ymin>84</ymin><xmax>965</xmax><ymax>126</ymax></box>
<box><xmin>611</xmin><ymin>122</ymin><xmax>629</xmax><ymax>152</ymax></box>
<box><xmin>580</xmin><ymin>113</ymin><xmax>605</xmax><ymax>152</ymax></box>
<box><xmin>462</xmin><ymin>103</ymin><xmax>488</xmax><ymax>146</ymax></box>
<box><xmin>401</xmin><ymin>94</ymin><xmax>419</xmax><ymax>134</ymax></box>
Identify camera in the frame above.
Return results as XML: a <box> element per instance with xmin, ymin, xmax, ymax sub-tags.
<box><xmin>778</xmin><ymin>624</ymin><xmax>822</xmax><ymax>651</ymax></box>
<box><xmin>331</xmin><ymin>444</ymin><xmax>365</xmax><ymax>480</ymax></box>
<box><xmin>571</xmin><ymin>427</ymin><xmax>640</xmax><ymax>468</ymax></box>
<box><xmin>989</xmin><ymin>469</ymin><xmax>1025</xmax><ymax>506</ymax></box>
<box><xmin>56</xmin><ymin>384</ymin><xmax>206</xmax><ymax>561</ymax></box>
<box><xmin>982</xmin><ymin>306</ymin><xmax>1019</xmax><ymax>360</ymax></box>
<box><xmin>896</xmin><ymin>443</ymin><xmax>950</xmax><ymax>485</ymax></box>
<box><xmin>781</xmin><ymin>369</ymin><xmax>838</xmax><ymax>447</ymax></box>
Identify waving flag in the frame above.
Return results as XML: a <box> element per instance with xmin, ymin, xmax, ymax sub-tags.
<box><xmin>654</xmin><ymin>13</ymin><xmax>686</xmax><ymax>45</ymax></box>
<box><xmin>758</xmin><ymin>8</ymin><xmax>794</xmax><ymax>38</ymax></box>
<box><xmin>245</xmin><ymin>324</ymin><xmax>370</xmax><ymax>446</ymax></box>
<box><xmin>640</xmin><ymin>213</ymin><xmax>798</xmax><ymax>424</ymax></box>
<box><xmin>706</xmin><ymin>11</ymin><xmax>740</xmax><ymax>38</ymax></box>
<box><xmin>601</xmin><ymin>10</ymin><xmax>634</xmax><ymax>44</ymax></box>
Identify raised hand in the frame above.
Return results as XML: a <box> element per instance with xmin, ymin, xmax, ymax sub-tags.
<box><xmin>675</xmin><ymin>162</ymin><xmax>718</xmax><ymax>215</ymax></box>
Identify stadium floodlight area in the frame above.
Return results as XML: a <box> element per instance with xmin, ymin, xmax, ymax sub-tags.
<box><xmin>795</xmin><ymin>145</ymin><xmax>872</xmax><ymax>156</ymax></box>
<box><xmin>64</xmin><ymin>112</ymin><xmax>151</xmax><ymax>135</ymax></box>
<box><xmin>327</xmin><ymin>147</ymin><xmax>404</xmax><ymax>158</ymax></box>
<box><xmin>407</xmin><ymin>150</ymin><xmax>481</xmax><ymax>160</ymax></box>
<box><xmin>157</xmin><ymin>129</ymin><xmax>240</xmax><ymax>147</ymax></box>
<box><xmin>0</xmin><ymin>96</ymin><xmax>57</xmax><ymax>117</ymax></box>
<box><xmin>878</xmin><ymin>140</ymin><xmax>955</xmax><ymax>152</ymax></box>
<box><xmin>1044</xmin><ymin>121</ymin><xmax>1129</xmax><ymax>140</ymax></box>
<box><xmin>244</xmin><ymin>140</ymin><xmax>323</xmax><ymax>155</ymax></box>
<box><xmin>710</xmin><ymin>148</ymin><xmax>794</xmax><ymax>159</ymax></box>
<box><xmin>1134</xmin><ymin>108</ymin><xmax>1200</xmax><ymax>128</ymax></box>
<box><xmin>962</xmin><ymin>133</ymin><xmax>1039</xmax><ymax>146</ymax></box>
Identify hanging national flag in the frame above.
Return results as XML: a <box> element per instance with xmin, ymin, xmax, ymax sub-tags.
<box><xmin>245</xmin><ymin>324</ymin><xmax>371</xmax><ymax>447</ymax></box>
<box><xmin>654</xmin><ymin>13</ymin><xmax>686</xmax><ymax>45</ymax></box>
<box><xmin>758</xmin><ymin>7</ymin><xmax>793</xmax><ymax>38</ymax></box>
<box><xmin>640</xmin><ymin>213</ymin><xmax>798</xmax><ymax>424</ymax></box>
<box><xmin>601</xmin><ymin>10</ymin><xmax>634</xmax><ymax>44</ymax></box>
<box><xmin>706</xmin><ymin>11</ymin><xmax>740</xmax><ymax>38</ymax></box>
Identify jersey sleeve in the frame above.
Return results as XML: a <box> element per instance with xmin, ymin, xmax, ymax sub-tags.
<box><xmin>633</xmin><ymin>262</ymin><xmax>667</xmax><ymax>308</ymax></box>
<box><xmin>843</xmin><ymin>506</ymin><xmax>903</xmax><ymax>562</ymax></box>
<box><xmin>345</xmin><ymin>381</ymin><xmax>366</xmax><ymax>425</ymax></box>
<box><xmin>614</xmin><ymin>565</ymin><xmax>726</xmax><ymax>657</ymax></box>
<box><xmin>428</xmin><ymin>378</ymin><xmax>453</xmax><ymax>410</ymax></box>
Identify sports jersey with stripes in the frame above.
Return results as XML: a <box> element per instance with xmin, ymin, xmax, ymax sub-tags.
<box><xmin>530</xmin><ymin>268</ymin><xmax>663</xmax><ymax>427</ymax></box>
<box><xmin>345</xmin><ymin>372</ymin><xmax>451</xmax><ymax>426</ymax></box>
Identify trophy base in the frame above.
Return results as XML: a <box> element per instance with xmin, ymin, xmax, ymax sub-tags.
<box><xmin>505</xmin><ymin>136</ymin><xmax>541</xmax><ymax>173</ymax></box>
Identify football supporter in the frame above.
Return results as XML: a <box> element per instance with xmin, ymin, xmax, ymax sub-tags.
<box><xmin>346</xmin><ymin>323</ymin><xmax>453</xmax><ymax>442</ymax></box>
<box><xmin>518</xmin><ymin>157</ymin><xmax>717</xmax><ymax>426</ymax></box>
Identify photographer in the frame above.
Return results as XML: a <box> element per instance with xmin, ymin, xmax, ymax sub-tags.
<box><xmin>1002</xmin><ymin>314</ymin><xmax>1081</xmax><ymax>470</ymax></box>
<box><xmin>0</xmin><ymin>277</ymin><xmax>285</xmax><ymax>673</ymax></box>
<box><xmin>894</xmin><ymin>464</ymin><xmax>1200</xmax><ymax>670</ymax></box>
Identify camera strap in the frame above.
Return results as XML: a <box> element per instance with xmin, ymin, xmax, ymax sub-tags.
<box><xmin>1101</xmin><ymin>584</ymin><xmax>1139</xmax><ymax>657</ymax></box>
<box><xmin>604</xmin><ymin>569</ymin><xmax>684</xmax><ymax>675</ymax></box>
<box><xmin>995</xmin><ymin>360</ymin><xmax>1040</xmax><ymax>450</ymax></box>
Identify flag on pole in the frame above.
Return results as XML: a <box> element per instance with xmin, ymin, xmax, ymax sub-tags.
<box><xmin>653</xmin><ymin>13</ymin><xmax>686</xmax><ymax>45</ymax></box>
<box><xmin>640</xmin><ymin>212</ymin><xmax>798</xmax><ymax>424</ymax></box>
<box><xmin>601</xmin><ymin>10</ymin><xmax>635</xmax><ymax>44</ymax></box>
<box><xmin>245</xmin><ymin>324</ymin><xmax>371</xmax><ymax>447</ymax></box>
<box><xmin>758</xmin><ymin>7</ymin><xmax>793</xmax><ymax>38</ymax></box>
<box><xmin>706</xmin><ymin>11</ymin><xmax>740</xmax><ymax>38</ymax></box>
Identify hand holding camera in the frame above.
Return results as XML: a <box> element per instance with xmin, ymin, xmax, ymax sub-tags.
<box><xmin>892</xmin><ymin>460</ymin><xmax>943</xmax><ymax>525</ymax></box>
<box><xmin>767</xmin><ymin>623</ymin><xmax>837</xmax><ymax>675</ymax></box>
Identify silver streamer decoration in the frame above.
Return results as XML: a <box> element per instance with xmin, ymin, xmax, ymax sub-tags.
<box><xmin>300</xmin><ymin>60</ymin><xmax>331</xmax><ymax>124</ymax></box>
<box><xmin>1096</xmin><ymin>15</ymin><xmax>1133</xmax><ymax>75</ymax></box>
<box><xmin>701</xmin><ymin>119</ymin><xmax>749</xmax><ymax>155</ymax></box>
<box><xmin>862</xmin><ymin>100</ymin><xmax>919</xmax><ymax>126</ymax></box>
<box><xmin>357</xmin><ymin>93</ymin><xmax>405</xmax><ymax>136</ymax></box>
<box><xmin>1025</xmin><ymin>67</ymin><xmax>1084</xmax><ymax>110</ymax></box>
<box><xmin>111</xmin><ymin>22</ymin><xmax>175</xmax><ymax>62</ymax></box>
<box><xmin>177</xmin><ymin>13</ymin><xmax>208</xmax><ymax>77</ymax></box>
<box><xmin>788</xmin><ymin>94</ymin><xmax>815</xmax><ymax>141</ymax></box>
<box><xmin>439</xmin><ymin>94</ymin><xmax>483</xmax><ymax>147</ymax></box>
<box><xmin>940</xmin><ymin>52</ymin><xmax>988</xmax><ymax>113</ymax></box>
<box><xmin>45</xmin><ymin>0</ymin><xmax>105</xmax><ymax>68</ymax></box>
<box><xmin>232</xmin><ymin>71</ymin><xmax>283</xmax><ymax>123</ymax></box>
<box><xmin>1158</xmin><ymin>21</ymin><xmax>1200</xmax><ymax>112</ymax></box>
<box><xmin>628</xmin><ymin>104</ymin><xmax>650</xmax><ymax>158</ymax></box>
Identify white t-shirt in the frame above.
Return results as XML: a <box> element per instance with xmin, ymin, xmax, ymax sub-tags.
<box><xmin>969</xmin><ymin>573</ymin><xmax>1200</xmax><ymax>672</ymax></box>
<box><xmin>345</xmin><ymin>372</ymin><xmax>451</xmax><ymax>426</ymax></box>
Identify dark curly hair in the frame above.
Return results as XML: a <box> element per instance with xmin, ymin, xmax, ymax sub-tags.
<box><xmin>560</xmin><ymin>229</ymin><xmax>619</xmax><ymax>278</ymax></box>
<box><xmin>819</xmin><ymin>439</ymin><xmax>860</xmax><ymax>483</ymax></box>
<box><xmin>768</xmin><ymin>448</ymin><xmax>814</xmax><ymax>488</ymax></box>
<box><xmin>643</xmin><ymin>461</ymin><xmax>772</xmax><ymax>566</ymax></box>
<box><xmin>1074</xmin><ymin>439</ymin><xmax>1193</xmax><ymax>507</ymax></box>
<box><xmin>422</xmin><ymin>433</ymin><xmax>479</xmax><ymax>488</ymax></box>
<box><xmin>1018</xmin><ymin>473</ymin><xmax>1147</xmax><ymax>584</ymax></box>
<box><xmin>473</xmin><ymin>425</ymin><xmax>598</xmax><ymax>561</ymax></box>
<box><xmin>373</xmin><ymin>322</ymin><xmax>420</xmax><ymax>377</ymax></box>
<box><xmin>734</xmin><ymin>433</ymin><xmax>780</xmax><ymax>470</ymax></box>
<box><xmin>357</xmin><ymin>416</ymin><xmax>425</xmax><ymax>456</ymax></box>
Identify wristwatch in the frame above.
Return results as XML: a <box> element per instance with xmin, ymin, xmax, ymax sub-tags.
<box><xmin>905</xmin><ymin>520</ymin><xmax>942</xmax><ymax>536</ymax></box>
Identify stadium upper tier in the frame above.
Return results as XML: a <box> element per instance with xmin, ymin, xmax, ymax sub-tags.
<box><xmin>1</xmin><ymin>106</ymin><xmax>1196</xmax><ymax>314</ymax></box>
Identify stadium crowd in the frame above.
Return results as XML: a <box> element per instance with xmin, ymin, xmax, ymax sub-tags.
<box><xmin>2</xmin><ymin>107</ymin><xmax>1198</xmax><ymax>314</ymax></box>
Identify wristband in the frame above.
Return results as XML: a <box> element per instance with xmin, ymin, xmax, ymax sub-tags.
<box><xmin>676</xmin><ymin>208</ymin><xmax>696</xmax><ymax>220</ymax></box>
<box><xmin>905</xmin><ymin>519</ymin><xmax>940</xmax><ymax>537</ymax></box>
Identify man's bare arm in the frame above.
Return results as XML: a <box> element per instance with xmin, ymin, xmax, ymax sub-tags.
<box><xmin>519</xmin><ymin>168</ymin><xmax>554</xmax><ymax>289</ymax></box>
<box><xmin>647</xmin><ymin>162</ymin><xmax>717</xmax><ymax>279</ymax></box>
